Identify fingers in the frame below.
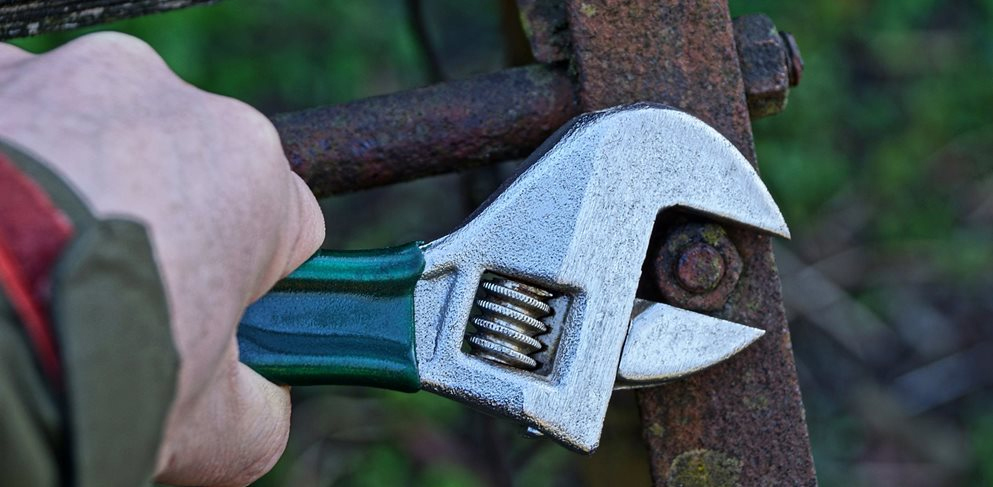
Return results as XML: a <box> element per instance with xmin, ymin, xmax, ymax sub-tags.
<box><xmin>156</xmin><ymin>355</ymin><xmax>291</xmax><ymax>487</ymax></box>
<box><xmin>246</xmin><ymin>169</ymin><xmax>325</xmax><ymax>303</ymax></box>
<box><xmin>237</xmin><ymin>100</ymin><xmax>324</xmax><ymax>278</ymax></box>
<box><xmin>283</xmin><ymin>172</ymin><xmax>326</xmax><ymax>275</ymax></box>
<box><xmin>240</xmin><ymin>99</ymin><xmax>325</xmax><ymax>277</ymax></box>
<box><xmin>199</xmin><ymin>93</ymin><xmax>324</xmax><ymax>301</ymax></box>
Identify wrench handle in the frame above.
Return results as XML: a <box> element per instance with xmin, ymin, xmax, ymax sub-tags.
<box><xmin>237</xmin><ymin>242</ymin><xmax>424</xmax><ymax>392</ymax></box>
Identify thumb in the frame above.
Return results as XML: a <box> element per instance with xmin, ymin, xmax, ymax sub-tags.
<box><xmin>155</xmin><ymin>344</ymin><xmax>291</xmax><ymax>486</ymax></box>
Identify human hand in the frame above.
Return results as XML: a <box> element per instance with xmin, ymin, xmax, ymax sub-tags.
<box><xmin>0</xmin><ymin>33</ymin><xmax>324</xmax><ymax>486</ymax></box>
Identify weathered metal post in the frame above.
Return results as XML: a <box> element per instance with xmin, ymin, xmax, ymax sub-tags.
<box><xmin>558</xmin><ymin>1</ymin><xmax>816</xmax><ymax>484</ymax></box>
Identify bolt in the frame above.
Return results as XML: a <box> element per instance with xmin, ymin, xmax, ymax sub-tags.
<box><xmin>780</xmin><ymin>31</ymin><xmax>804</xmax><ymax>87</ymax></box>
<box><xmin>654</xmin><ymin>222</ymin><xmax>743</xmax><ymax>312</ymax></box>
<box><xmin>733</xmin><ymin>14</ymin><xmax>803</xmax><ymax>118</ymax></box>
<box><xmin>675</xmin><ymin>243</ymin><xmax>725</xmax><ymax>294</ymax></box>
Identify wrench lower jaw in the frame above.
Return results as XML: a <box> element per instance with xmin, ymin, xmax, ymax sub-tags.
<box><xmin>615</xmin><ymin>300</ymin><xmax>765</xmax><ymax>389</ymax></box>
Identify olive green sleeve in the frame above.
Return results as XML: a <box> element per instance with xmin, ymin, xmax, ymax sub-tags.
<box><xmin>0</xmin><ymin>141</ymin><xmax>179</xmax><ymax>487</ymax></box>
<box><xmin>0</xmin><ymin>295</ymin><xmax>64</xmax><ymax>487</ymax></box>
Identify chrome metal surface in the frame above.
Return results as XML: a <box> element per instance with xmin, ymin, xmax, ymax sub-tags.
<box><xmin>614</xmin><ymin>299</ymin><xmax>766</xmax><ymax>389</ymax></box>
<box><xmin>466</xmin><ymin>276</ymin><xmax>554</xmax><ymax>370</ymax></box>
<box><xmin>413</xmin><ymin>104</ymin><xmax>789</xmax><ymax>453</ymax></box>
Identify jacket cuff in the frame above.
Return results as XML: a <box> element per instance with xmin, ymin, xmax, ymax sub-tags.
<box><xmin>0</xmin><ymin>141</ymin><xmax>179</xmax><ymax>487</ymax></box>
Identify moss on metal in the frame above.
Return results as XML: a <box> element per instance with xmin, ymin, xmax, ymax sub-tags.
<box><xmin>666</xmin><ymin>449</ymin><xmax>743</xmax><ymax>487</ymax></box>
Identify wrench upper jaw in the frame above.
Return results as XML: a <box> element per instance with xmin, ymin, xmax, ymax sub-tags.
<box><xmin>626</xmin><ymin>104</ymin><xmax>790</xmax><ymax>241</ymax></box>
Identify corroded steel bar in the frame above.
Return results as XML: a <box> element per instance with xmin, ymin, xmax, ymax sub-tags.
<box><xmin>563</xmin><ymin>0</ymin><xmax>816</xmax><ymax>485</ymax></box>
<box><xmin>272</xmin><ymin>63</ymin><xmax>578</xmax><ymax>197</ymax></box>
<box><xmin>272</xmin><ymin>18</ymin><xmax>794</xmax><ymax>197</ymax></box>
<box><xmin>0</xmin><ymin>0</ymin><xmax>216</xmax><ymax>40</ymax></box>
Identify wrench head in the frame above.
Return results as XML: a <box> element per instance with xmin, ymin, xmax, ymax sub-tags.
<box><xmin>413</xmin><ymin>104</ymin><xmax>787</xmax><ymax>452</ymax></box>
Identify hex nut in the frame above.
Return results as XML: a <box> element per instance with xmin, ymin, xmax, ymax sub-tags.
<box><xmin>654</xmin><ymin>222</ymin><xmax>743</xmax><ymax>312</ymax></box>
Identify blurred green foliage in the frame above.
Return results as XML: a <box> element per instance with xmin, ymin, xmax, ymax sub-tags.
<box><xmin>731</xmin><ymin>2</ymin><xmax>993</xmax><ymax>486</ymax></box>
<box><xmin>733</xmin><ymin>0</ymin><xmax>993</xmax><ymax>276</ymax></box>
<box><xmin>12</xmin><ymin>1</ymin><xmax>429</xmax><ymax>111</ymax></box>
<box><xmin>10</xmin><ymin>0</ymin><xmax>993</xmax><ymax>485</ymax></box>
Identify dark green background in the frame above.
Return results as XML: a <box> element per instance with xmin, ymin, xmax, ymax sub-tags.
<box><xmin>11</xmin><ymin>1</ymin><xmax>993</xmax><ymax>485</ymax></box>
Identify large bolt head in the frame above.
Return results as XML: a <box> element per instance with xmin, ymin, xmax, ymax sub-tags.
<box><xmin>654</xmin><ymin>222</ymin><xmax>743</xmax><ymax>312</ymax></box>
<box><xmin>733</xmin><ymin>14</ymin><xmax>797</xmax><ymax>118</ymax></box>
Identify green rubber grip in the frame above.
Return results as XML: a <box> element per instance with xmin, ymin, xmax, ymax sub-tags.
<box><xmin>237</xmin><ymin>242</ymin><xmax>425</xmax><ymax>392</ymax></box>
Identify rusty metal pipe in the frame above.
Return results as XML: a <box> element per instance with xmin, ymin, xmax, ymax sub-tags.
<box><xmin>273</xmin><ymin>16</ymin><xmax>800</xmax><ymax>197</ymax></box>
<box><xmin>272</xmin><ymin>63</ymin><xmax>578</xmax><ymax>197</ymax></box>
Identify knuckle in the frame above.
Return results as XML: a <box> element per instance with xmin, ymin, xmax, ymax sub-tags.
<box><xmin>230</xmin><ymin>98</ymin><xmax>283</xmax><ymax>148</ymax></box>
<box><xmin>64</xmin><ymin>32</ymin><xmax>137</xmax><ymax>55</ymax></box>
<box><xmin>62</xmin><ymin>32</ymin><xmax>170</xmax><ymax>74</ymax></box>
<box><xmin>211</xmin><ymin>95</ymin><xmax>287</xmax><ymax>167</ymax></box>
<box><xmin>0</xmin><ymin>42</ymin><xmax>32</xmax><ymax>65</ymax></box>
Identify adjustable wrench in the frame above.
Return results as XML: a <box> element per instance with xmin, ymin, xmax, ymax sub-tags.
<box><xmin>238</xmin><ymin>103</ymin><xmax>789</xmax><ymax>453</ymax></box>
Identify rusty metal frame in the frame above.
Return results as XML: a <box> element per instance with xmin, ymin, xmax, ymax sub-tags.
<box><xmin>274</xmin><ymin>12</ymin><xmax>802</xmax><ymax>199</ymax></box>
<box><xmin>261</xmin><ymin>12</ymin><xmax>804</xmax><ymax>199</ymax></box>
<box><xmin>4</xmin><ymin>1</ymin><xmax>816</xmax><ymax>484</ymax></box>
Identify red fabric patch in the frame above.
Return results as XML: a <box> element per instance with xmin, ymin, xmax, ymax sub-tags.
<box><xmin>0</xmin><ymin>152</ymin><xmax>73</xmax><ymax>388</ymax></box>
